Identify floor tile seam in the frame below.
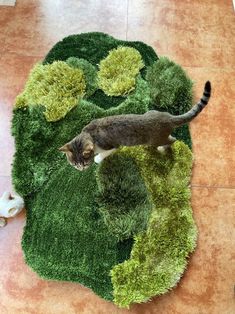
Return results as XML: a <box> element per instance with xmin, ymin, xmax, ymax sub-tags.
<box><xmin>0</xmin><ymin>50</ymin><xmax>45</xmax><ymax>59</ymax></box>
<box><xmin>191</xmin><ymin>185</ymin><xmax>235</xmax><ymax>190</ymax></box>
<box><xmin>0</xmin><ymin>32</ymin><xmax>9</xmax><ymax>61</ymax></box>
<box><xmin>125</xmin><ymin>0</ymin><xmax>129</xmax><ymax>41</ymax></box>
<box><xmin>181</xmin><ymin>65</ymin><xmax>235</xmax><ymax>71</ymax></box>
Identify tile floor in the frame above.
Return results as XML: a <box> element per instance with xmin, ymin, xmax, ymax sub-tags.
<box><xmin>0</xmin><ymin>0</ymin><xmax>235</xmax><ymax>313</ymax></box>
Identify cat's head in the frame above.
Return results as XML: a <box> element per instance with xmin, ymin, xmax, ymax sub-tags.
<box><xmin>59</xmin><ymin>136</ymin><xmax>94</xmax><ymax>171</ymax></box>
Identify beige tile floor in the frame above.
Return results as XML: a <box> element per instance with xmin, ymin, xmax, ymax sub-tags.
<box><xmin>0</xmin><ymin>1</ymin><xmax>235</xmax><ymax>313</ymax></box>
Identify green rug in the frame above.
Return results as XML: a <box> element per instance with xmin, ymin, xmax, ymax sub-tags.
<box><xmin>12</xmin><ymin>32</ymin><xmax>197</xmax><ymax>308</ymax></box>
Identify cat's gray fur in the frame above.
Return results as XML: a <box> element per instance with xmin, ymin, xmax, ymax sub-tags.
<box><xmin>59</xmin><ymin>81</ymin><xmax>211</xmax><ymax>170</ymax></box>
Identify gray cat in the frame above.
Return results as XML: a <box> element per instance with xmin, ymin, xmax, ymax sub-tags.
<box><xmin>59</xmin><ymin>81</ymin><xmax>211</xmax><ymax>171</ymax></box>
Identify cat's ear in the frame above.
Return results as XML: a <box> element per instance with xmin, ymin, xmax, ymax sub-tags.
<box><xmin>82</xmin><ymin>142</ymin><xmax>94</xmax><ymax>158</ymax></box>
<box><xmin>59</xmin><ymin>143</ymin><xmax>71</xmax><ymax>153</ymax></box>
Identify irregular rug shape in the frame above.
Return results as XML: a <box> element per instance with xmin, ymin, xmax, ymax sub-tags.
<box><xmin>12</xmin><ymin>32</ymin><xmax>197</xmax><ymax>308</ymax></box>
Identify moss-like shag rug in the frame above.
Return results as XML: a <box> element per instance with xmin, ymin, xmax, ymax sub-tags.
<box><xmin>12</xmin><ymin>32</ymin><xmax>197</xmax><ymax>308</ymax></box>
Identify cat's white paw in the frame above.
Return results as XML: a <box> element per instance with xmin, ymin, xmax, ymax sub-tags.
<box><xmin>94</xmin><ymin>155</ymin><xmax>103</xmax><ymax>164</ymax></box>
<box><xmin>157</xmin><ymin>146</ymin><xmax>167</xmax><ymax>154</ymax></box>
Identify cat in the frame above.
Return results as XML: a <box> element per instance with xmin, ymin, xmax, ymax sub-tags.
<box><xmin>59</xmin><ymin>81</ymin><xmax>211</xmax><ymax>171</ymax></box>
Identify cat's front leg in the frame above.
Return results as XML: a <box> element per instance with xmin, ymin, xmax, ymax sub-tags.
<box><xmin>94</xmin><ymin>154</ymin><xmax>103</xmax><ymax>164</ymax></box>
<box><xmin>94</xmin><ymin>148</ymin><xmax>116</xmax><ymax>164</ymax></box>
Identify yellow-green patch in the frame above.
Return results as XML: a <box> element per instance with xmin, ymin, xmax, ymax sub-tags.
<box><xmin>15</xmin><ymin>61</ymin><xmax>86</xmax><ymax>122</ymax></box>
<box><xmin>98</xmin><ymin>46</ymin><xmax>145</xmax><ymax>96</ymax></box>
<box><xmin>111</xmin><ymin>142</ymin><xmax>197</xmax><ymax>308</ymax></box>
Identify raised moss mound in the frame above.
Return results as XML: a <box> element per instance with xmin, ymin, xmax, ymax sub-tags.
<box><xmin>146</xmin><ymin>57</ymin><xmax>193</xmax><ymax>115</ymax></box>
<box><xmin>98</xmin><ymin>46</ymin><xmax>144</xmax><ymax>96</ymax></box>
<box><xmin>15</xmin><ymin>61</ymin><xmax>86</xmax><ymax>122</ymax></box>
<box><xmin>66</xmin><ymin>57</ymin><xmax>98</xmax><ymax>97</ymax></box>
<box><xmin>111</xmin><ymin>142</ymin><xmax>197</xmax><ymax>307</ymax></box>
<box><xmin>12</xmin><ymin>32</ymin><xmax>197</xmax><ymax>308</ymax></box>
<box><xmin>96</xmin><ymin>153</ymin><xmax>152</xmax><ymax>241</ymax></box>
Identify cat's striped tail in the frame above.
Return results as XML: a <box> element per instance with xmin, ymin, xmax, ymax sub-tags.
<box><xmin>173</xmin><ymin>81</ymin><xmax>211</xmax><ymax>126</ymax></box>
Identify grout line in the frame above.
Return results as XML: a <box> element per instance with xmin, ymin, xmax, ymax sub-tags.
<box><xmin>0</xmin><ymin>51</ymin><xmax>45</xmax><ymax>59</ymax></box>
<box><xmin>183</xmin><ymin>65</ymin><xmax>235</xmax><ymax>71</ymax></box>
<box><xmin>191</xmin><ymin>185</ymin><xmax>235</xmax><ymax>190</ymax></box>
<box><xmin>126</xmin><ymin>0</ymin><xmax>129</xmax><ymax>41</ymax></box>
<box><xmin>0</xmin><ymin>30</ymin><xmax>9</xmax><ymax>59</ymax></box>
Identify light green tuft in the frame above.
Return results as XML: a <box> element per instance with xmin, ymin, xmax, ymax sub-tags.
<box><xmin>66</xmin><ymin>57</ymin><xmax>98</xmax><ymax>97</ymax></box>
<box><xmin>111</xmin><ymin>141</ymin><xmax>197</xmax><ymax>308</ymax></box>
<box><xmin>15</xmin><ymin>61</ymin><xmax>86</xmax><ymax>122</ymax></box>
<box><xmin>98</xmin><ymin>46</ymin><xmax>145</xmax><ymax>96</ymax></box>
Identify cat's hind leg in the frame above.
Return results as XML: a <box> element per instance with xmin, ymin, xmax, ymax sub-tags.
<box><xmin>157</xmin><ymin>145</ymin><xmax>170</xmax><ymax>154</ymax></box>
<box><xmin>157</xmin><ymin>135</ymin><xmax>176</xmax><ymax>154</ymax></box>
<box><xmin>94</xmin><ymin>148</ymin><xmax>117</xmax><ymax>164</ymax></box>
<box><xmin>168</xmin><ymin>135</ymin><xmax>176</xmax><ymax>143</ymax></box>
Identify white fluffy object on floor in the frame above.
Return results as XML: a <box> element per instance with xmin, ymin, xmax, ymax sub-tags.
<box><xmin>0</xmin><ymin>191</ymin><xmax>24</xmax><ymax>218</ymax></box>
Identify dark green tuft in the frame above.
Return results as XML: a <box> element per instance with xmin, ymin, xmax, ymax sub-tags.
<box><xmin>146</xmin><ymin>57</ymin><xmax>193</xmax><ymax>115</ymax></box>
<box><xmin>96</xmin><ymin>153</ymin><xmax>152</xmax><ymax>241</ymax></box>
<box><xmin>66</xmin><ymin>57</ymin><xmax>98</xmax><ymax>97</ymax></box>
